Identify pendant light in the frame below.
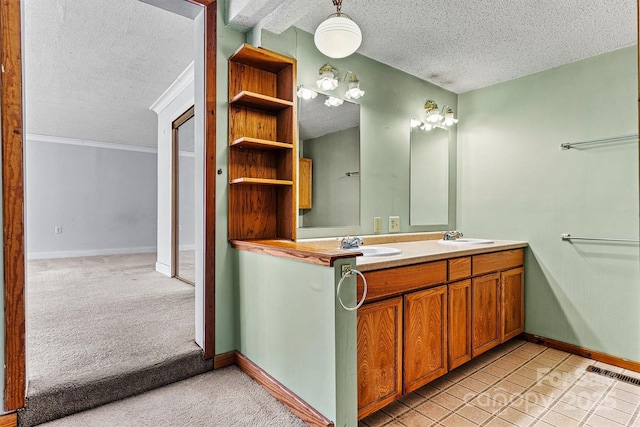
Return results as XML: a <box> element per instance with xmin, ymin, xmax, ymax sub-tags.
<box><xmin>314</xmin><ymin>0</ymin><xmax>362</xmax><ymax>59</ymax></box>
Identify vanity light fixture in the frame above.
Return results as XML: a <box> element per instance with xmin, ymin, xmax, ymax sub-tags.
<box><xmin>324</xmin><ymin>96</ymin><xmax>344</xmax><ymax>107</ymax></box>
<box><xmin>344</xmin><ymin>72</ymin><xmax>365</xmax><ymax>100</ymax></box>
<box><xmin>314</xmin><ymin>0</ymin><xmax>362</xmax><ymax>59</ymax></box>
<box><xmin>296</xmin><ymin>86</ymin><xmax>318</xmax><ymax>100</ymax></box>
<box><xmin>414</xmin><ymin>100</ymin><xmax>460</xmax><ymax>130</ymax></box>
<box><xmin>316</xmin><ymin>64</ymin><xmax>340</xmax><ymax>90</ymax></box>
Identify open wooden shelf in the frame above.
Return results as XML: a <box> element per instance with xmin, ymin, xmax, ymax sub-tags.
<box><xmin>228</xmin><ymin>44</ymin><xmax>297</xmax><ymax>241</ymax></box>
<box><xmin>230</xmin><ymin>137</ymin><xmax>292</xmax><ymax>150</ymax></box>
<box><xmin>229</xmin><ymin>177</ymin><xmax>293</xmax><ymax>186</ymax></box>
<box><xmin>230</xmin><ymin>91</ymin><xmax>293</xmax><ymax>112</ymax></box>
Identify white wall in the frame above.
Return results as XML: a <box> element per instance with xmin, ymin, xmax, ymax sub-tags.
<box><xmin>25</xmin><ymin>135</ymin><xmax>157</xmax><ymax>259</ymax></box>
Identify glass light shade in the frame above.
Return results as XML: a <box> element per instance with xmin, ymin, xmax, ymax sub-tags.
<box><xmin>426</xmin><ymin>111</ymin><xmax>443</xmax><ymax>123</ymax></box>
<box><xmin>410</xmin><ymin>119</ymin><xmax>422</xmax><ymax>128</ymax></box>
<box><xmin>442</xmin><ymin>107</ymin><xmax>459</xmax><ymax>126</ymax></box>
<box><xmin>297</xmin><ymin>86</ymin><xmax>318</xmax><ymax>100</ymax></box>
<box><xmin>316</xmin><ymin>70</ymin><xmax>339</xmax><ymax>90</ymax></box>
<box><xmin>314</xmin><ymin>15</ymin><xmax>362</xmax><ymax>59</ymax></box>
<box><xmin>324</xmin><ymin>96</ymin><xmax>344</xmax><ymax>107</ymax></box>
<box><xmin>345</xmin><ymin>83</ymin><xmax>365</xmax><ymax>100</ymax></box>
<box><xmin>420</xmin><ymin>123</ymin><xmax>434</xmax><ymax>131</ymax></box>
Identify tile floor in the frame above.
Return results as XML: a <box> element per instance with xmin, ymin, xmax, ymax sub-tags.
<box><xmin>359</xmin><ymin>339</ymin><xmax>640</xmax><ymax>427</ymax></box>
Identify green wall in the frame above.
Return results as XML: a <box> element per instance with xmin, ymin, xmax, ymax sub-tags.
<box><xmin>457</xmin><ymin>46</ymin><xmax>639</xmax><ymax>361</ymax></box>
<box><xmin>215</xmin><ymin>1</ymin><xmax>245</xmax><ymax>353</ymax></box>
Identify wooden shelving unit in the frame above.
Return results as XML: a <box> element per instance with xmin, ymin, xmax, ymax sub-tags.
<box><xmin>228</xmin><ymin>44</ymin><xmax>297</xmax><ymax>241</ymax></box>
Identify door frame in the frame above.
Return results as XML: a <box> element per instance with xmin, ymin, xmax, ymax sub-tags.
<box><xmin>0</xmin><ymin>0</ymin><xmax>217</xmax><ymax>411</ymax></box>
<box><xmin>172</xmin><ymin>106</ymin><xmax>196</xmax><ymax>284</ymax></box>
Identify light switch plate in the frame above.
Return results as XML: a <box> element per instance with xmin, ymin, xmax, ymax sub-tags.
<box><xmin>389</xmin><ymin>216</ymin><xmax>400</xmax><ymax>232</ymax></box>
<box><xmin>373</xmin><ymin>217</ymin><xmax>382</xmax><ymax>233</ymax></box>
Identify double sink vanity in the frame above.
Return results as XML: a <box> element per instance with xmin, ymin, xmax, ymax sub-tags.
<box><xmin>232</xmin><ymin>234</ymin><xmax>527</xmax><ymax>423</ymax></box>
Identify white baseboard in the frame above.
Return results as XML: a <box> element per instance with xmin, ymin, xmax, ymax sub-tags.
<box><xmin>27</xmin><ymin>246</ymin><xmax>157</xmax><ymax>260</ymax></box>
<box><xmin>155</xmin><ymin>261</ymin><xmax>172</xmax><ymax>277</ymax></box>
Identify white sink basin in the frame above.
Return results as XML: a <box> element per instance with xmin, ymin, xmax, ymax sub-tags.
<box><xmin>344</xmin><ymin>246</ymin><xmax>402</xmax><ymax>257</ymax></box>
<box><xmin>438</xmin><ymin>238</ymin><xmax>494</xmax><ymax>245</ymax></box>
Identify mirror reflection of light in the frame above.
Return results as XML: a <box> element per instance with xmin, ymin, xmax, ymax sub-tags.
<box><xmin>324</xmin><ymin>96</ymin><xmax>344</xmax><ymax>107</ymax></box>
<box><xmin>297</xmin><ymin>86</ymin><xmax>318</xmax><ymax>100</ymax></box>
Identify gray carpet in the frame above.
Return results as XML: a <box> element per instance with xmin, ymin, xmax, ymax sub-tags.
<box><xmin>22</xmin><ymin>253</ymin><xmax>213</xmax><ymax>426</ymax></box>
<box><xmin>38</xmin><ymin>366</ymin><xmax>307</xmax><ymax>427</ymax></box>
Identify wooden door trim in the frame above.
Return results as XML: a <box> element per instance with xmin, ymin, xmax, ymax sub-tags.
<box><xmin>1</xmin><ymin>0</ymin><xmax>26</xmax><ymax>411</ymax></box>
<box><xmin>171</xmin><ymin>106</ymin><xmax>196</xmax><ymax>284</ymax></box>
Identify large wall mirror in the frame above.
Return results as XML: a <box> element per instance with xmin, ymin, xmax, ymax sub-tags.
<box><xmin>298</xmin><ymin>93</ymin><xmax>360</xmax><ymax>229</ymax></box>
<box><xmin>409</xmin><ymin>124</ymin><xmax>450</xmax><ymax>226</ymax></box>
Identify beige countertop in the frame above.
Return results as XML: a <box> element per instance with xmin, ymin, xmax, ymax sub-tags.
<box><xmin>353</xmin><ymin>239</ymin><xmax>528</xmax><ymax>272</ymax></box>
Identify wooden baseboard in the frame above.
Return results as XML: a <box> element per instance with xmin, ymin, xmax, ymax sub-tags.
<box><xmin>213</xmin><ymin>351</ymin><xmax>236</xmax><ymax>369</ymax></box>
<box><xmin>235</xmin><ymin>352</ymin><xmax>333</xmax><ymax>427</ymax></box>
<box><xmin>0</xmin><ymin>413</ymin><xmax>17</xmax><ymax>427</ymax></box>
<box><xmin>521</xmin><ymin>333</ymin><xmax>640</xmax><ymax>373</ymax></box>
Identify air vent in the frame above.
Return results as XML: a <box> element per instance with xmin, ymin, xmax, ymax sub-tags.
<box><xmin>586</xmin><ymin>365</ymin><xmax>640</xmax><ymax>387</ymax></box>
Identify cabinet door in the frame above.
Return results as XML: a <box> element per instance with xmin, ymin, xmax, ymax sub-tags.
<box><xmin>501</xmin><ymin>267</ymin><xmax>524</xmax><ymax>342</ymax></box>
<box><xmin>357</xmin><ymin>297</ymin><xmax>403</xmax><ymax>420</ymax></box>
<box><xmin>298</xmin><ymin>158</ymin><xmax>312</xmax><ymax>209</ymax></box>
<box><xmin>448</xmin><ymin>280</ymin><xmax>471</xmax><ymax>370</ymax></box>
<box><xmin>472</xmin><ymin>273</ymin><xmax>501</xmax><ymax>357</ymax></box>
<box><xmin>404</xmin><ymin>286</ymin><xmax>448</xmax><ymax>394</ymax></box>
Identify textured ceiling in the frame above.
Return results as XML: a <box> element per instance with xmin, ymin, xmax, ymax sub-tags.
<box><xmin>228</xmin><ymin>0</ymin><xmax>637</xmax><ymax>94</ymax></box>
<box><xmin>24</xmin><ymin>0</ymin><xmax>194</xmax><ymax>147</ymax></box>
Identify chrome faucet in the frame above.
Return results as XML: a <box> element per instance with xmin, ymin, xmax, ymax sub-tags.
<box><xmin>340</xmin><ymin>236</ymin><xmax>364</xmax><ymax>249</ymax></box>
<box><xmin>443</xmin><ymin>230</ymin><xmax>463</xmax><ymax>241</ymax></box>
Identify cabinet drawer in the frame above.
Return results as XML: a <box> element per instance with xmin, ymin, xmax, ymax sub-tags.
<box><xmin>357</xmin><ymin>261</ymin><xmax>447</xmax><ymax>303</ymax></box>
<box><xmin>472</xmin><ymin>249</ymin><xmax>524</xmax><ymax>276</ymax></box>
<box><xmin>449</xmin><ymin>257</ymin><xmax>471</xmax><ymax>281</ymax></box>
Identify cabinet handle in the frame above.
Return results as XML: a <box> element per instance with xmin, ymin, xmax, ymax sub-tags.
<box><xmin>337</xmin><ymin>268</ymin><xmax>368</xmax><ymax>311</ymax></box>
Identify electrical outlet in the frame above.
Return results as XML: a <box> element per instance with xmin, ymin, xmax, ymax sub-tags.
<box><xmin>54</xmin><ymin>226</ymin><xmax>62</xmax><ymax>234</ymax></box>
<box><xmin>373</xmin><ymin>217</ymin><xmax>382</xmax><ymax>233</ymax></box>
<box><xmin>341</xmin><ymin>264</ymin><xmax>352</xmax><ymax>276</ymax></box>
<box><xmin>389</xmin><ymin>216</ymin><xmax>400</xmax><ymax>232</ymax></box>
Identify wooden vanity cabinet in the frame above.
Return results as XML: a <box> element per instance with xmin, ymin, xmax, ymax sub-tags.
<box><xmin>501</xmin><ymin>267</ymin><xmax>525</xmax><ymax>342</ymax></box>
<box><xmin>357</xmin><ymin>297</ymin><xmax>403</xmax><ymax>420</ymax></box>
<box><xmin>403</xmin><ymin>285</ymin><xmax>448</xmax><ymax>394</ymax></box>
<box><xmin>448</xmin><ymin>279</ymin><xmax>471</xmax><ymax>370</ymax></box>
<box><xmin>471</xmin><ymin>272</ymin><xmax>501</xmax><ymax>357</ymax></box>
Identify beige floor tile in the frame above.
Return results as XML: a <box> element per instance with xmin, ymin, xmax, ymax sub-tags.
<box><xmin>430</xmin><ymin>392</ymin><xmax>464</xmax><ymax>410</ymax></box>
<box><xmin>592</xmin><ymin>404</ymin><xmax>634</xmax><ymax>425</ymax></box>
<box><xmin>564</xmin><ymin>354</ymin><xmax>592</xmax><ymax>367</ymax></box>
<box><xmin>519</xmin><ymin>342</ymin><xmax>547</xmax><ymax>354</ymax></box>
<box><xmin>484</xmin><ymin>365</ymin><xmax>511</xmax><ymax>378</ymax></box>
<box><xmin>428</xmin><ymin>376</ymin><xmax>455</xmax><ymax>391</ymax></box>
<box><xmin>600</xmin><ymin>392</ymin><xmax>639</xmax><ymax>415</ymax></box>
<box><xmin>529</xmin><ymin>382</ymin><xmax>564</xmax><ymax>400</ymax></box>
<box><xmin>415</xmin><ymin>400</ymin><xmax>450</xmax><ymax>421</ymax></box>
<box><xmin>459</xmin><ymin>403</ymin><xmax>493</xmax><ymax>424</ymax></box>
<box><xmin>531</xmin><ymin>420</ymin><xmax>555</xmax><ymax>427</ymax></box>
<box><xmin>396</xmin><ymin>409</ymin><xmax>434</xmax><ymax>426</ymax></box>
<box><xmin>613</xmin><ymin>381</ymin><xmax>640</xmax><ymax>396</ymax></box>
<box><xmin>502</xmin><ymin>353</ymin><xmax>530</xmax><ymax>366</ymax></box>
<box><xmin>382</xmin><ymin>400</ymin><xmax>412</xmax><ymax>417</ymax></box>
<box><xmin>470</xmin><ymin>394</ymin><xmax>507</xmax><ymax>414</ymax></box>
<box><xmin>551</xmin><ymin>400</ymin><xmax>591</xmax><ymax>421</ymax></box>
<box><xmin>576</xmin><ymin>375</ymin><xmax>614</xmax><ymax>393</ymax></box>
<box><xmin>443</xmin><ymin>370</ymin><xmax>466</xmax><ymax>383</ymax></box>
<box><xmin>515</xmin><ymin>366</ymin><xmax>543</xmax><ymax>381</ymax></box>
<box><xmin>399</xmin><ymin>392</ymin><xmax>428</xmax><ymax>408</ymax></box>
<box><xmin>507</xmin><ymin>397</ymin><xmax>547</xmax><ymax>418</ymax></box>
<box><xmin>585</xmin><ymin>413</ymin><xmax>625</xmax><ymax>427</ymax></box>
<box><xmin>540</xmin><ymin>410</ymin><xmax>582</xmax><ymax>426</ymax></box>
<box><xmin>471</xmin><ymin>370</ymin><xmax>500</xmax><ymax>385</ymax></box>
<box><xmin>497</xmin><ymin>407</ymin><xmax>536</xmax><ymax>426</ymax></box>
<box><xmin>532</xmin><ymin>356</ymin><xmax>558</xmax><ymax>368</ymax></box>
<box><xmin>413</xmin><ymin>384</ymin><xmax>441</xmax><ymax>399</ymax></box>
<box><xmin>559</xmin><ymin>391</ymin><xmax>597</xmax><ymax>412</ymax></box>
<box><xmin>593</xmin><ymin>361</ymin><xmax>626</xmax><ymax>374</ymax></box>
<box><xmin>521</xmin><ymin>391</ymin><xmax>557</xmax><ymax>410</ymax></box>
<box><xmin>386</xmin><ymin>421</ymin><xmax>407</xmax><ymax>427</ymax></box>
<box><xmin>608</xmin><ymin>385</ymin><xmax>640</xmax><ymax>405</ymax></box>
<box><xmin>459</xmin><ymin>377</ymin><xmax>490</xmax><ymax>393</ymax></box>
<box><xmin>439</xmin><ymin>413</ymin><xmax>477</xmax><ymax>427</ymax></box>
<box><xmin>495</xmin><ymin>379</ymin><xmax>527</xmax><ymax>396</ymax></box>
<box><xmin>506</xmin><ymin>373</ymin><xmax>537</xmax><ymax>388</ymax></box>
<box><xmin>485</xmin><ymin>416</ymin><xmax>517</xmax><ymax>427</ymax></box>
<box><xmin>540</xmin><ymin>348</ymin><xmax>570</xmax><ymax>361</ymax></box>
<box><xmin>494</xmin><ymin>359</ymin><xmax>520</xmax><ymax>372</ymax></box>
<box><xmin>444</xmin><ymin>383</ymin><xmax>476</xmax><ymax>402</ymax></box>
<box><xmin>361</xmin><ymin>410</ymin><xmax>394</xmax><ymax>427</ymax></box>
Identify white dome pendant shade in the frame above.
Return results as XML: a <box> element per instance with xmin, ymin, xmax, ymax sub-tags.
<box><xmin>314</xmin><ymin>1</ymin><xmax>362</xmax><ymax>59</ymax></box>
